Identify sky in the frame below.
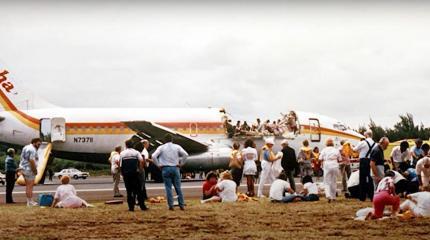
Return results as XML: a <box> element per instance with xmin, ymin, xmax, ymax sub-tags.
<box><xmin>1</xmin><ymin>0</ymin><xmax>430</xmax><ymax>129</ymax></box>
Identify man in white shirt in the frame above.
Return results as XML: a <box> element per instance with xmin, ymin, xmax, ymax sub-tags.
<box><xmin>269</xmin><ymin>172</ymin><xmax>295</xmax><ymax>202</ymax></box>
<box><xmin>352</xmin><ymin>130</ymin><xmax>376</xmax><ymax>202</ymax></box>
<box><xmin>416</xmin><ymin>143</ymin><xmax>430</xmax><ymax>190</ymax></box>
<box><xmin>152</xmin><ymin>134</ymin><xmax>189</xmax><ymax>210</ymax></box>
<box><xmin>109</xmin><ymin>146</ymin><xmax>123</xmax><ymax>198</ymax></box>
<box><xmin>390</xmin><ymin>141</ymin><xmax>411</xmax><ymax>171</ymax></box>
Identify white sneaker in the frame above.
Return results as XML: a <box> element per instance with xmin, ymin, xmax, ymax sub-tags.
<box><xmin>27</xmin><ymin>201</ymin><xmax>38</xmax><ymax>207</ymax></box>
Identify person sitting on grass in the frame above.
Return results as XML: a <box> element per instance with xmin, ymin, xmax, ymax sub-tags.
<box><xmin>399</xmin><ymin>191</ymin><xmax>430</xmax><ymax>218</ymax></box>
<box><xmin>366</xmin><ymin>171</ymin><xmax>400</xmax><ymax>220</ymax></box>
<box><xmin>201</xmin><ymin>171</ymin><xmax>237</xmax><ymax>204</ymax></box>
<box><xmin>52</xmin><ymin>176</ymin><xmax>91</xmax><ymax>208</ymax></box>
<box><xmin>202</xmin><ymin>171</ymin><xmax>218</xmax><ymax>200</ymax></box>
<box><xmin>301</xmin><ymin>175</ymin><xmax>320</xmax><ymax>201</ymax></box>
<box><xmin>269</xmin><ymin>171</ymin><xmax>299</xmax><ymax>203</ymax></box>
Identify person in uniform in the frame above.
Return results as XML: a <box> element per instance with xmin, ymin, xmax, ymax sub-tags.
<box><xmin>319</xmin><ymin>138</ymin><xmax>341</xmax><ymax>203</ymax></box>
<box><xmin>257</xmin><ymin>138</ymin><xmax>281</xmax><ymax>198</ymax></box>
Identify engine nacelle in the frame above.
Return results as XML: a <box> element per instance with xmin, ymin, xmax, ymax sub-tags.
<box><xmin>181</xmin><ymin>147</ymin><xmax>231</xmax><ymax>172</ymax></box>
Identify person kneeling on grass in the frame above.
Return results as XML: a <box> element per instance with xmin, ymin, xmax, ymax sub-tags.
<box><xmin>52</xmin><ymin>176</ymin><xmax>91</xmax><ymax>208</ymax></box>
<box><xmin>269</xmin><ymin>172</ymin><xmax>300</xmax><ymax>203</ymax></box>
<box><xmin>366</xmin><ymin>171</ymin><xmax>400</xmax><ymax>219</ymax></box>
<box><xmin>201</xmin><ymin>171</ymin><xmax>237</xmax><ymax>203</ymax></box>
<box><xmin>301</xmin><ymin>175</ymin><xmax>320</xmax><ymax>201</ymax></box>
<box><xmin>202</xmin><ymin>171</ymin><xmax>219</xmax><ymax>200</ymax></box>
<box><xmin>399</xmin><ymin>191</ymin><xmax>430</xmax><ymax>218</ymax></box>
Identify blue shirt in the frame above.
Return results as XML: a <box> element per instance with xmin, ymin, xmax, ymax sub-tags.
<box><xmin>152</xmin><ymin>142</ymin><xmax>189</xmax><ymax>167</ymax></box>
<box><xmin>5</xmin><ymin>156</ymin><xmax>17</xmax><ymax>172</ymax></box>
<box><xmin>406</xmin><ymin>168</ymin><xmax>418</xmax><ymax>182</ymax></box>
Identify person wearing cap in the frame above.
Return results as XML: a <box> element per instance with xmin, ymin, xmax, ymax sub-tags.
<box><xmin>5</xmin><ymin>148</ymin><xmax>17</xmax><ymax>204</ymax></box>
<box><xmin>319</xmin><ymin>138</ymin><xmax>341</xmax><ymax>203</ymax></box>
<box><xmin>280</xmin><ymin>139</ymin><xmax>298</xmax><ymax>191</ymax></box>
<box><xmin>257</xmin><ymin>138</ymin><xmax>282</xmax><ymax>198</ymax></box>
<box><xmin>416</xmin><ymin>143</ymin><xmax>430</xmax><ymax>190</ymax></box>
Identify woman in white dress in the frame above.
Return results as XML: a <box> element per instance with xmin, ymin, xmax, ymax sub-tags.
<box><xmin>242</xmin><ymin>139</ymin><xmax>258</xmax><ymax>197</ymax></box>
<box><xmin>319</xmin><ymin>138</ymin><xmax>341</xmax><ymax>203</ymax></box>
<box><xmin>52</xmin><ymin>176</ymin><xmax>90</xmax><ymax>208</ymax></box>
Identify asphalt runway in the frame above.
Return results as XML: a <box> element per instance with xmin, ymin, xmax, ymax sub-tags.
<box><xmin>0</xmin><ymin>176</ymin><xmax>328</xmax><ymax>204</ymax></box>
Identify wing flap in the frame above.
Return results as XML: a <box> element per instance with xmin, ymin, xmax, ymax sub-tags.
<box><xmin>123</xmin><ymin>121</ymin><xmax>208</xmax><ymax>154</ymax></box>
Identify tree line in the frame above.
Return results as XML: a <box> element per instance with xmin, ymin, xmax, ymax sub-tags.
<box><xmin>358</xmin><ymin>113</ymin><xmax>430</xmax><ymax>142</ymax></box>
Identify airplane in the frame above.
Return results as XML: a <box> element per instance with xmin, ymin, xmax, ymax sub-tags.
<box><xmin>0</xmin><ymin>68</ymin><xmax>364</xmax><ymax>185</ymax></box>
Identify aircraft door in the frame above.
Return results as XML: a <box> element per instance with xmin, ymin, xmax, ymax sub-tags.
<box><xmin>51</xmin><ymin>118</ymin><xmax>66</xmax><ymax>142</ymax></box>
<box><xmin>39</xmin><ymin>117</ymin><xmax>66</xmax><ymax>143</ymax></box>
<box><xmin>40</xmin><ymin>118</ymin><xmax>52</xmax><ymax>143</ymax></box>
<box><xmin>189</xmin><ymin>122</ymin><xmax>198</xmax><ymax>137</ymax></box>
<box><xmin>309</xmin><ymin>118</ymin><xmax>321</xmax><ymax>142</ymax></box>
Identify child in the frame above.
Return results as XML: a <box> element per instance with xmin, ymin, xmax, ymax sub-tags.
<box><xmin>201</xmin><ymin>171</ymin><xmax>237</xmax><ymax>203</ymax></box>
<box><xmin>269</xmin><ymin>172</ymin><xmax>298</xmax><ymax>203</ymax></box>
<box><xmin>202</xmin><ymin>171</ymin><xmax>218</xmax><ymax>200</ymax></box>
<box><xmin>301</xmin><ymin>175</ymin><xmax>319</xmax><ymax>201</ymax></box>
<box><xmin>366</xmin><ymin>171</ymin><xmax>400</xmax><ymax>219</ymax></box>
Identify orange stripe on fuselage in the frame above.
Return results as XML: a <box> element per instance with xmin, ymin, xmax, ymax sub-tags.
<box><xmin>301</xmin><ymin>125</ymin><xmax>361</xmax><ymax>140</ymax></box>
<box><xmin>0</xmin><ymin>89</ymin><xmax>39</xmax><ymax>129</ymax></box>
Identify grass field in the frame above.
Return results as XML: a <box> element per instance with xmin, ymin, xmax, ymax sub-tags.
<box><xmin>1</xmin><ymin>197</ymin><xmax>429</xmax><ymax>240</ymax></box>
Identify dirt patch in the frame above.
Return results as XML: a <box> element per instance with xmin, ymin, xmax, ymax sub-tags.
<box><xmin>0</xmin><ymin>198</ymin><xmax>429</xmax><ymax>240</ymax></box>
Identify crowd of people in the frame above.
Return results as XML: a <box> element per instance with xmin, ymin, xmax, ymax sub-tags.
<box><xmin>197</xmin><ymin>130</ymin><xmax>430</xmax><ymax>220</ymax></box>
<box><xmin>3</xmin><ymin>130</ymin><xmax>430</xmax><ymax>221</ymax></box>
<box><xmin>223</xmin><ymin>111</ymin><xmax>299</xmax><ymax>138</ymax></box>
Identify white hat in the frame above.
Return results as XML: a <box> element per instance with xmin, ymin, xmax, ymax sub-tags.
<box><xmin>281</xmin><ymin>139</ymin><xmax>289</xmax><ymax>145</ymax></box>
<box><xmin>265</xmin><ymin>138</ymin><xmax>275</xmax><ymax>145</ymax></box>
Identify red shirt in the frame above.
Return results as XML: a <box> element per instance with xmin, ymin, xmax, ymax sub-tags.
<box><xmin>202</xmin><ymin>181</ymin><xmax>217</xmax><ymax>199</ymax></box>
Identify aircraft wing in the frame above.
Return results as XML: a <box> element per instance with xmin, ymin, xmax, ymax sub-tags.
<box><xmin>123</xmin><ymin>121</ymin><xmax>208</xmax><ymax>154</ymax></box>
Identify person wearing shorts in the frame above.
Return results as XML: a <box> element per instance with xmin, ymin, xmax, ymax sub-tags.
<box><xmin>19</xmin><ymin>138</ymin><xmax>42</xmax><ymax>207</ymax></box>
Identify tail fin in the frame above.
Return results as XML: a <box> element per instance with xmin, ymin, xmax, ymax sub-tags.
<box><xmin>0</xmin><ymin>68</ymin><xmax>56</xmax><ymax>112</ymax></box>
